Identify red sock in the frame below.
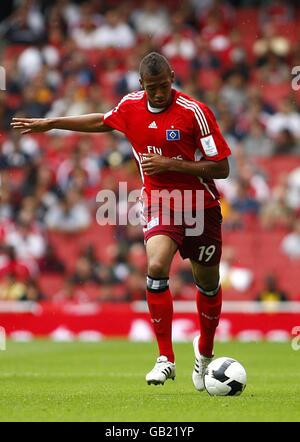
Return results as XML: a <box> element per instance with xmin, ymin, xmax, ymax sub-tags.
<box><xmin>146</xmin><ymin>287</ymin><xmax>174</xmax><ymax>363</ymax></box>
<box><xmin>196</xmin><ymin>285</ymin><xmax>222</xmax><ymax>358</ymax></box>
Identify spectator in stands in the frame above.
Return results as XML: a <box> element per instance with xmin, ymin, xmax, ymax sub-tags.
<box><xmin>17</xmin><ymin>45</ymin><xmax>44</xmax><ymax>83</ymax></box>
<box><xmin>242</xmin><ymin>120</ymin><xmax>274</xmax><ymax>157</ymax></box>
<box><xmin>4</xmin><ymin>211</ymin><xmax>46</xmax><ymax>266</ymax></box>
<box><xmin>223</xmin><ymin>147</ymin><xmax>270</xmax><ymax>204</ymax></box>
<box><xmin>273</xmin><ymin>128</ymin><xmax>299</xmax><ymax>155</ymax></box>
<box><xmin>239</xmin><ymin>90</ymin><xmax>273</xmax><ymax>133</ymax></box>
<box><xmin>71</xmin><ymin>256</ymin><xmax>101</xmax><ymax>285</ymax></box>
<box><xmin>21</xmin><ymin>72</ymin><xmax>54</xmax><ymax>117</ymax></box>
<box><xmin>223</xmin><ymin>30</ymin><xmax>250</xmax><ymax>81</ymax></box>
<box><xmin>162</xmin><ymin>29</ymin><xmax>196</xmax><ymax>62</ymax></box>
<box><xmin>116</xmin><ymin>54</ymin><xmax>140</xmax><ymax>96</ymax></box>
<box><xmin>1</xmin><ymin>0</ymin><xmax>45</xmax><ymax>45</ymax></box>
<box><xmin>0</xmin><ymin>130</ymin><xmax>40</xmax><ymax>168</ymax></box>
<box><xmin>71</xmin><ymin>9</ymin><xmax>102</xmax><ymax>50</ymax></box>
<box><xmin>93</xmin><ymin>9</ymin><xmax>136</xmax><ymax>49</ymax></box>
<box><xmin>260</xmin><ymin>175</ymin><xmax>294</xmax><ymax>230</ymax></box>
<box><xmin>214</xmin><ymin>108</ymin><xmax>238</xmax><ymax>148</ymax></box>
<box><xmin>46</xmin><ymin>79</ymin><xmax>92</xmax><ymax>120</ymax></box>
<box><xmin>63</xmin><ymin>50</ymin><xmax>95</xmax><ymax>88</ymax></box>
<box><xmin>256</xmin><ymin>274</ymin><xmax>289</xmax><ymax>305</ymax></box>
<box><xmin>253</xmin><ymin>22</ymin><xmax>290</xmax><ymax>60</ymax></box>
<box><xmin>281</xmin><ymin>219</ymin><xmax>300</xmax><ymax>260</ymax></box>
<box><xmin>220</xmin><ymin>246</ymin><xmax>253</xmax><ymax>292</ymax></box>
<box><xmin>231</xmin><ymin>179</ymin><xmax>260</xmax><ymax>215</ymax></box>
<box><xmin>220</xmin><ymin>199</ymin><xmax>243</xmax><ymax>231</ymax></box>
<box><xmin>130</xmin><ymin>0</ymin><xmax>170</xmax><ymax>39</ymax></box>
<box><xmin>22</xmin><ymin>164</ymin><xmax>59</xmax><ymax>219</ymax></box>
<box><xmin>38</xmin><ymin>244</ymin><xmax>66</xmax><ymax>274</ymax></box>
<box><xmin>287</xmin><ymin>166</ymin><xmax>300</xmax><ymax>210</ymax></box>
<box><xmin>239</xmin><ymin>164</ymin><xmax>270</xmax><ymax>205</ymax></box>
<box><xmin>56</xmin><ymin>136</ymin><xmax>100</xmax><ymax>191</ymax></box>
<box><xmin>105</xmin><ymin>244</ymin><xmax>131</xmax><ymax>283</ymax></box>
<box><xmin>266</xmin><ymin>98</ymin><xmax>300</xmax><ymax>141</ymax></box>
<box><xmin>191</xmin><ymin>35</ymin><xmax>221</xmax><ymax>77</ymax></box>
<box><xmin>21</xmin><ymin>278</ymin><xmax>44</xmax><ymax>302</ymax></box>
<box><xmin>45</xmin><ymin>189</ymin><xmax>91</xmax><ymax>233</ymax></box>
<box><xmin>256</xmin><ymin>51</ymin><xmax>290</xmax><ymax>86</ymax></box>
<box><xmin>200</xmin><ymin>8</ymin><xmax>232</xmax><ymax>65</ymax></box>
<box><xmin>80</xmin><ymin>244</ymin><xmax>116</xmax><ymax>284</ymax></box>
<box><xmin>0</xmin><ymin>245</ymin><xmax>30</xmax><ymax>281</ymax></box>
<box><xmin>219</xmin><ymin>72</ymin><xmax>248</xmax><ymax>116</ymax></box>
<box><xmin>99</xmin><ymin>132</ymin><xmax>132</xmax><ymax>169</ymax></box>
<box><xmin>0</xmin><ymin>273</ymin><xmax>27</xmax><ymax>301</ymax></box>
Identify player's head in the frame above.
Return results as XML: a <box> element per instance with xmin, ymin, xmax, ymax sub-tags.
<box><xmin>139</xmin><ymin>52</ymin><xmax>174</xmax><ymax>109</ymax></box>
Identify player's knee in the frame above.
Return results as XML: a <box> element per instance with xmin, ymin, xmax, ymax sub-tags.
<box><xmin>148</xmin><ymin>260</ymin><xmax>169</xmax><ymax>278</ymax></box>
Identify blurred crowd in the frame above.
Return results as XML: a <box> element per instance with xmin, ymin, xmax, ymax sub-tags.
<box><xmin>0</xmin><ymin>0</ymin><xmax>300</xmax><ymax>303</ymax></box>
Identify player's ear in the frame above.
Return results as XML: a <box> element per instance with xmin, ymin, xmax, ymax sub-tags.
<box><xmin>171</xmin><ymin>71</ymin><xmax>175</xmax><ymax>83</ymax></box>
<box><xmin>139</xmin><ymin>78</ymin><xmax>144</xmax><ymax>90</ymax></box>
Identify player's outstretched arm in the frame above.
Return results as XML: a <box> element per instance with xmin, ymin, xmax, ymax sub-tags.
<box><xmin>169</xmin><ymin>157</ymin><xmax>230</xmax><ymax>179</ymax></box>
<box><xmin>142</xmin><ymin>154</ymin><xmax>230</xmax><ymax>179</ymax></box>
<box><xmin>11</xmin><ymin>114</ymin><xmax>113</xmax><ymax>135</ymax></box>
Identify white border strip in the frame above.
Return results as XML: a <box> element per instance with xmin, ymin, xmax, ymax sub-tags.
<box><xmin>132</xmin><ymin>301</ymin><xmax>300</xmax><ymax>313</ymax></box>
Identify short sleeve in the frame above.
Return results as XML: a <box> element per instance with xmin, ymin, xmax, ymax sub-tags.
<box><xmin>102</xmin><ymin>97</ymin><xmax>128</xmax><ymax>134</ymax></box>
<box><xmin>194</xmin><ymin>103</ymin><xmax>231</xmax><ymax>161</ymax></box>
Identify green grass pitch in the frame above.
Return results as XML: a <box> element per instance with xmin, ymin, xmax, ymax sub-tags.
<box><xmin>0</xmin><ymin>340</ymin><xmax>299</xmax><ymax>422</ymax></box>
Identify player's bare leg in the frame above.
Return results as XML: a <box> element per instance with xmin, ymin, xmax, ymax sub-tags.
<box><xmin>145</xmin><ymin>235</ymin><xmax>178</xmax><ymax>385</ymax></box>
<box><xmin>190</xmin><ymin>261</ymin><xmax>222</xmax><ymax>391</ymax></box>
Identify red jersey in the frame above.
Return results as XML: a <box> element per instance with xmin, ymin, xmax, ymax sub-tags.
<box><xmin>102</xmin><ymin>89</ymin><xmax>231</xmax><ymax>210</ymax></box>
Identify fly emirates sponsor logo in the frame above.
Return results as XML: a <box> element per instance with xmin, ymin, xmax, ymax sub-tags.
<box><xmin>139</xmin><ymin>146</ymin><xmax>183</xmax><ymax>162</ymax></box>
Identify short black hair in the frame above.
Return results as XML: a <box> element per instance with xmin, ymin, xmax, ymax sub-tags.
<box><xmin>139</xmin><ymin>52</ymin><xmax>172</xmax><ymax>78</ymax></box>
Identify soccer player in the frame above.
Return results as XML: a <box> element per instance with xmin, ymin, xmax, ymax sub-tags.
<box><xmin>11</xmin><ymin>52</ymin><xmax>231</xmax><ymax>391</ymax></box>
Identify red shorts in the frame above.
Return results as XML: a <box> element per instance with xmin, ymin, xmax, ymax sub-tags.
<box><xmin>143</xmin><ymin>204</ymin><xmax>223</xmax><ymax>266</ymax></box>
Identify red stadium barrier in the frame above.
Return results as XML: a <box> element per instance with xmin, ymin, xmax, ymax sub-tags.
<box><xmin>0</xmin><ymin>301</ymin><xmax>299</xmax><ymax>342</ymax></box>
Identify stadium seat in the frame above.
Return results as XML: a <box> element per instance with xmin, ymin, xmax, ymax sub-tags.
<box><xmin>255</xmin><ymin>156</ymin><xmax>300</xmax><ymax>187</ymax></box>
<box><xmin>272</xmin><ymin>22</ymin><xmax>299</xmax><ymax>43</ymax></box>
<box><xmin>197</xmin><ymin>69</ymin><xmax>221</xmax><ymax>91</ymax></box>
<box><xmin>39</xmin><ymin>274</ymin><xmax>65</xmax><ymax>298</ymax></box>
<box><xmin>260</xmin><ymin>82</ymin><xmax>292</xmax><ymax>109</ymax></box>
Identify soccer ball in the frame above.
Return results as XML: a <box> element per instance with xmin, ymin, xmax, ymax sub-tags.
<box><xmin>204</xmin><ymin>357</ymin><xmax>247</xmax><ymax>396</ymax></box>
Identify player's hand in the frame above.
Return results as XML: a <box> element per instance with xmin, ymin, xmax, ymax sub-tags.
<box><xmin>10</xmin><ymin>117</ymin><xmax>52</xmax><ymax>134</ymax></box>
<box><xmin>141</xmin><ymin>154</ymin><xmax>172</xmax><ymax>175</ymax></box>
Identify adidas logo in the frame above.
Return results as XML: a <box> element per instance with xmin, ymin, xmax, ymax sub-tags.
<box><xmin>148</xmin><ymin>121</ymin><xmax>157</xmax><ymax>129</ymax></box>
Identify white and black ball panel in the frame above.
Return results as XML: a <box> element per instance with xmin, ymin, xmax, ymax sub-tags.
<box><xmin>226</xmin><ymin>362</ymin><xmax>247</xmax><ymax>385</ymax></box>
<box><xmin>204</xmin><ymin>357</ymin><xmax>247</xmax><ymax>396</ymax></box>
